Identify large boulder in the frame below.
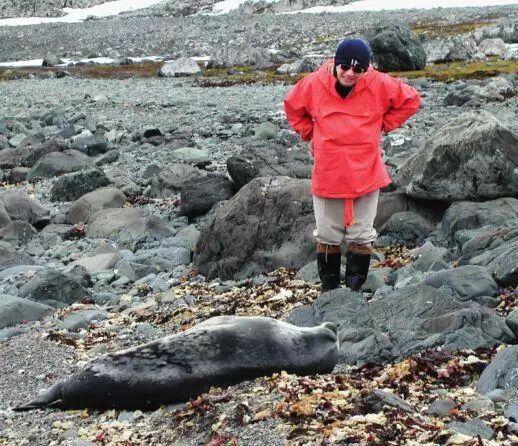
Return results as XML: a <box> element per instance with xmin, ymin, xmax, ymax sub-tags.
<box><xmin>85</xmin><ymin>208</ymin><xmax>173</xmax><ymax>247</ymax></box>
<box><xmin>68</xmin><ymin>187</ymin><xmax>127</xmax><ymax>224</ymax></box>
<box><xmin>27</xmin><ymin>149</ymin><xmax>95</xmax><ymax>180</ymax></box>
<box><xmin>287</xmin><ymin>284</ymin><xmax>514</xmax><ymax>365</ymax></box>
<box><xmin>367</xmin><ymin>23</ymin><xmax>427</xmax><ymax>71</ymax></box>
<box><xmin>0</xmin><ymin>191</ymin><xmax>50</xmax><ymax>229</ymax></box>
<box><xmin>50</xmin><ymin>168</ymin><xmax>111</xmax><ymax>202</ymax></box>
<box><xmin>18</xmin><ymin>268</ymin><xmax>90</xmax><ymax>308</ymax></box>
<box><xmin>0</xmin><ymin>295</ymin><xmax>53</xmax><ymax>329</ymax></box>
<box><xmin>207</xmin><ymin>44</ymin><xmax>274</xmax><ymax>69</ymax></box>
<box><xmin>158</xmin><ymin>57</ymin><xmax>202</xmax><ymax>77</ymax></box>
<box><xmin>397</xmin><ymin>111</ymin><xmax>518</xmax><ymax>201</ymax></box>
<box><xmin>476</xmin><ymin>345</ymin><xmax>518</xmax><ymax>394</ymax></box>
<box><xmin>194</xmin><ymin>177</ymin><xmax>315</xmax><ymax>280</ymax></box>
<box><xmin>226</xmin><ymin>143</ymin><xmax>312</xmax><ymax>189</ymax></box>
<box><xmin>424</xmin><ymin>36</ymin><xmax>478</xmax><ymax>63</ymax></box>
<box><xmin>180</xmin><ymin>175</ymin><xmax>235</xmax><ymax>219</ymax></box>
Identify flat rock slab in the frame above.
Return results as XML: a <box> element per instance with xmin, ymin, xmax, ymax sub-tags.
<box><xmin>286</xmin><ymin>284</ymin><xmax>514</xmax><ymax>365</ymax></box>
<box><xmin>86</xmin><ymin>208</ymin><xmax>173</xmax><ymax>248</ymax></box>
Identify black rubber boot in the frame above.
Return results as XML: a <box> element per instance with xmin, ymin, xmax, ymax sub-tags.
<box><xmin>345</xmin><ymin>252</ymin><xmax>371</xmax><ymax>292</ymax></box>
<box><xmin>317</xmin><ymin>252</ymin><xmax>341</xmax><ymax>293</ymax></box>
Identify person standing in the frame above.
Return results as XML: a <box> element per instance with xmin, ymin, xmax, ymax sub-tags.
<box><xmin>284</xmin><ymin>38</ymin><xmax>421</xmax><ymax>292</ymax></box>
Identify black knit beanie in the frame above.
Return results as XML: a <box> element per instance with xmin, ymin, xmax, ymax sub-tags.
<box><xmin>334</xmin><ymin>38</ymin><xmax>372</xmax><ymax>71</ymax></box>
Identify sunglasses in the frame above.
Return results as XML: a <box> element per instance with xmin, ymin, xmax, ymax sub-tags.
<box><xmin>338</xmin><ymin>64</ymin><xmax>366</xmax><ymax>74</ymax></box>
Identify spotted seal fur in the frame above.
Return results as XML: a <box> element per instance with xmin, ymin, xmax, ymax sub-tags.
<box><xmin>16</xmin><ymin>316</ymin><xmax>338</xmax><ymax>410</ymax></box>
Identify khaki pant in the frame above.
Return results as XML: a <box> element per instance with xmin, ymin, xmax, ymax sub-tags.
<box><xmin>313</xmin><ymin>190</ymin><xmax>379</xmax><ymax>246</ymax></box>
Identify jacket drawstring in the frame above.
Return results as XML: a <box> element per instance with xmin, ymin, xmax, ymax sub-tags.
<box><xmin>345</xmin><ymin>198</ymin><xmax>355</xmax><ymax>227</ymax></box>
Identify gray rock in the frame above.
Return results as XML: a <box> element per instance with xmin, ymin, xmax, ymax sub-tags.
<box><xmin>207</xmin><ymin>43</ymin><xmax>274</xmax><ymax>69</ymax></box>
<box><xmin>71</xmin><ymin>253</ymin><xmax>121</xmax><ymax>274</ymax></box>
<box><xmin>0</xmin><ymin>221</ymin><xmax>37</xmax><ymax>246</ymax></box>
<box><xmin>478</xmin><ymin>38</ymin><xmax>507</xmax><ymax>56</ymax></box>
<box><xmin>363</xmin><ymin>267</ymin><xmax>392</xmax><ymax>293</ymax></box>
<box><xmin>0</xmin><ymin>200</ymin><xmax>11</xmax><ymax>229</ymax></box>
<box><xmin>286</xmin><ymin>284</ymin><xmax>513</xmax><ymax>365</ymax></box>
<box><xmin>426</xmin><ymin>398</ymin><xmax>456</xmax><ymax>417</ymax></box>
<box><xmin>447</xmin><ymin>419</ymin><xmax>493</xmax><ymax>439</ymax></box>
<box><xmin>70</xmin><ymin>136</ymin><xmax>109</xmax><ymax>156</ymax></box>
<box><xmin>104</xmin><ymin>168</ymin><xmax>141</xmax><ymax>197</ymax></box>
<box><xmin>505</xmin><ymin>402</ymin><xmax>518</xmax><ymax>422</ymax></box>
<box><xmin>422</xmin><ymin>265</ymin><xmax>498</xmax><ymax>301</ymax></box>
<box><xmin>133</xmin><ymin>246</ymin><xmax>191</xmax><ymax>270</ymax></box>
<box><xmin>173</xmin><ymin>225</ymin><xmax>200</xmax><ymax>253</ymax></box>
<box><xmin>50</xmin><ymin>168</ymin><xmax>110</xmax><ymax>202</ymax></box>
<box><xmin>18</xmin><ymin>268</ymin><xmax>91</xmax><ymax>308</ymax></box>
<box><xmin>68</xmin><ymin>187</ymin><xmax>127</xmax><ymax>224</ymax></box>
<box><xmin>168</xmin><ymin>147</ymin><xmax>210</xmax><ymax>165</ymax></box>
<box><xmin>226</xmin><ymin>143</ymin><xmax>312</xmax><ymax>189</ymax></box>
<box><xmin>27</xmin><ymin>149</ymin><xmax>96</xmax><ymax>180</ymax></box>
<box><xmin>0</xmin><ymin>190</ymin><xmax>50</xmax><ymax>228</ymax></box>
<box><xmin>394</xmin><ymin>245</ymin><xmax>450</xmax><ymax>289</ymax></box>
<box><xmin>194</xmin><ymin>177</ymin><xmax>315</xmax><ymax>280</ymax></box>
<box><xmin>145</xmin><ymin>163</ymin><xmax>207</xmax><ymax>198</ymax></box>
<box><xmin>441</xmin><ymin>198</ymin><xmax>518</xmax><ymax>239</ymax></box>
<box><xmin>158</xmin><ymin>57</ymin><xmax>201</xmax><ymax>77</ymax></box>
<box><xmin>367</xmin><ymin>23</ymin><xmax>426</xmax><ymax>71</ymax></box>
<box><xmin>180</xmin><ymin>175</ymin><xmax>234</xmax><ymax>219</ymax></box>
<box><xmin>0</xmin><ymin>245</ymin><xmax>34</xmax><ymax>272</ymax></box>
<box><xmin>397</xmin><ymin>111</ymin><xmax>518</xmax><ymax>202</ymax></box>
<box><xmin>21</xmin><ymin>138</ymin><xmax>68</xmax><ymax>167</ymax></box>
<box><xmin>61</xmin><ymin>309</ymin><xmax>108</xmax><ymax>332</ymax></box>
<box><xmin>379</xmin><ymin>211</ymin><xmax>434</xmax><ymax>245</ymax></box>
<box><xmin>363</xmin><ymin>389</ymin><xmax>415</xmax><ymax>413</ymax></box>
<box><xmin>461</xmin><ymin>397</ymin><xmax>494</xmax><ymax>414</ymax></box>
<box><xmin>507</xmin><ymin>309</ymin><xmax>518</xmax><ymax>339</ymax></box>
<box><xmin>86</xmin><ymin>208</ymin><xmax>173</xmax><ymax>247</ymax></box>
<box><xmin>9</xmin><ymin>167</ymin><xmax>29</xmax><ymax>183</ymax></box>
<box><xmin>115</xmin><ymin>261</ymin><xmax>158</xmax><ymax>282</ymax></box>
<box><xmin>42</xmin><ymin>55</ymin><xmax>63</xmax><ymax>67</ymax></box>
<box><xmin>0</xmin><ymin>295</ymin><xmax>53</xmax><ymax>329</ymax></box>
<box><xmin>477</xmin><ymin>345</ymin><xmax>518</xmax><ymax>394</ymax></box>
<box><xmin>424</xmin><ymin>35</ymin><xmax>477</xmax><ymax>63</ymax></box>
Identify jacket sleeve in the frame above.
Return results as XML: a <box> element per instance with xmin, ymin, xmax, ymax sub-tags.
<box><xmin>283</xmin><ymin>77</ymin><xmax>314</xmax><ymax>141</ymax></box>
<box><xmin>382</xmin><ymin>77</ymin><xmax>421</xmax><ymax>133</ymax></box>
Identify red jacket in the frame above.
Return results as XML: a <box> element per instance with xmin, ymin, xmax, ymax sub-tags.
<box><xmin>284</xmin><ymin>60</ymin><xmax>421</xmax><ymax>224</ymax></box>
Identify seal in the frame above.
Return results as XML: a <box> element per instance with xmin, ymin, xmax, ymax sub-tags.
<box><xmin>15</xmin><ymin>316</ymin><xmax>338</xmax><ymax>410</ymax></box>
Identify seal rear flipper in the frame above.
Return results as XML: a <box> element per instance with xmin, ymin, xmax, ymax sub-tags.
<box><xmin>13</xmin><ymin>383</ymin><xmax>64</xmax><ymax>411</ymax></box>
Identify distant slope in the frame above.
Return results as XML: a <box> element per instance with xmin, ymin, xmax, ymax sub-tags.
<box><xmin>0</xmin><ymin>0</ymin><xmax>111</xmax><ymax>19</ymax></box>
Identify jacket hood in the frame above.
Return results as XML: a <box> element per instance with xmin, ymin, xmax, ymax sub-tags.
<box><xmin>316</xmin><ymin>58</ymin><xmax>374</xmax><ymax>97</ymax></box>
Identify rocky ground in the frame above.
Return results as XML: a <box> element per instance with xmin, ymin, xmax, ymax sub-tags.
<box><xmin>0</xmin><ymin>2</ymin><xmax>517</xmax><ymax>446</ymax></box>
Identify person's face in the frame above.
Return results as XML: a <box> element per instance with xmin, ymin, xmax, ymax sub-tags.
<box><xmin>336</xmin><ymin>64</ymin><xmax>366</xmax><ymax>86</ymax></box>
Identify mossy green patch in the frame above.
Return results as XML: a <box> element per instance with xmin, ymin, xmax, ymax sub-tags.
<box><xmin>411</xmin><ymin>20</ymin><xmax>497</xmax><ymax>38</ymax></box>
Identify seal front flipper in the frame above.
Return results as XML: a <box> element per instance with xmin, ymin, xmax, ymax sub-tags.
<box><xmin>13</xmin><ymin>382</ymin><xmax>64</xmax><ymax>411</ymax></box>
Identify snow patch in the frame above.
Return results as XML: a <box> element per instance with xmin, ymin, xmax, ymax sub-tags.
<box><xmin>0</xmin><ymin>0</ymin><xmax>167</xmax><ymax>27</ymax></box>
